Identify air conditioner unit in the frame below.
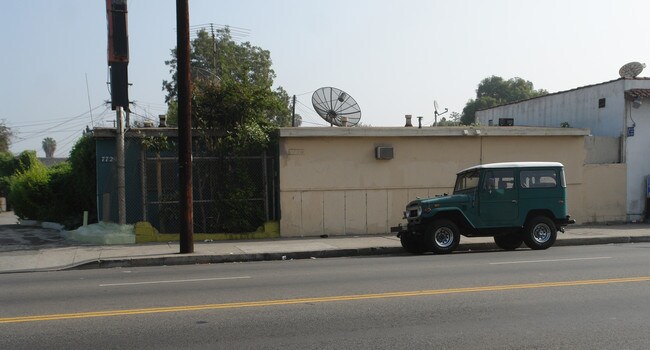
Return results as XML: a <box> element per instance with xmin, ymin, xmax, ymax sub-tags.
<box><xmin>376</xmin><ymin>146</ymin><xmax>394</xmax><ymax>160</ymax></box>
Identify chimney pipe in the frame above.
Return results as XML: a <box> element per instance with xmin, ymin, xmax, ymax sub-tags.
<box><xmin>405</xmin><ymin>114</ymin><xmax>413</xmax><ymax>127</ymax></box>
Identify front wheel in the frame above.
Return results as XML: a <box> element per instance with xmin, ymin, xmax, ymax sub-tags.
<box><xmin>425</xmin><ymin>220</ymin><xmax>460</xmax><ymax>254</ymax></box>
<box><xmin>523</xmin><ymin>216</ymin><xmax>557</xmax><ymax>250</ymax></box>
<box><xmin>400</xmin><ymin>233</ymin><xmax>426</xmax><ymax>255</ymax></box>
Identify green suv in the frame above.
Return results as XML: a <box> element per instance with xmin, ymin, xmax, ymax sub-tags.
<box><xmin>391</xmin><ymin>162</ymin><xmax>575</xmax><ymax>254</ymax></box>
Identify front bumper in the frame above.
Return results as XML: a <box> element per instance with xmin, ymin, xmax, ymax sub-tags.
<box><xmin>390</xmin><ymin>224</ymin><xmax>406</xmax><ymax>237</ymax></box>
<box><xmin>391</xmin><ymin>221</ymin><xmax>427</xmax><ymax>237</ymax></box>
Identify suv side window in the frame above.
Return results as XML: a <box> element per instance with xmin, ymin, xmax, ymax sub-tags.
<box><xmin>483</xmin><ymin>170</ymin><xmax>515</xmax><ymax>191</ymax></box>
<box><xmin>520</xmin><ymin>169</ymin><xmax>558</xmax><ymax>188</ymax></box>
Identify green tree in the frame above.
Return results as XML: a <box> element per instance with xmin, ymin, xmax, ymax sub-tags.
<box><xmin>67</xmin><ymin>135</ymin><xmax>97</xmax><ymax>224</ymax></box>
<box><xmin>0</xmin><ymin>120</ymin><xmax>13</xmax><ymax>153</ymax></box>
<box><xmin>435</xmin><ymin>112</ymin><xmax>461</xmax><ymax>126</ymax></box>
<box><xmin>162</xmin><ymin>27</ymin><xmax>291</xmax><ymax>128</ymax></box>
<box><xmin>42</xmin><ymin>137</ymin><xmax>57</xmax><ymax>158</ymax></box>
<box><xmin>461</xmin><ymin>76</ymin><xmax>547</xmax><ymax>125</ymax></box>
<box><xmin>162</xmin><ymin>27</ymin><xmax>292</xmax><ymax>232</ymax></box>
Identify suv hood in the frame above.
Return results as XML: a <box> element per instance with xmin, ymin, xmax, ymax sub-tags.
<box><xmin>408</xmin><ymin>194</ymin><xmax>471</xmax><ymax>208</ymax></box>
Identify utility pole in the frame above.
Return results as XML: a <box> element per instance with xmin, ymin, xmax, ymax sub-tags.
<box><xmin>116</xmin><ymin>106</ymin><xmax>126</xmax><ymax>225</ymax></box>
<box><xmin>176</xmin><ymin>0</ymin><xmax>193</xmax><ymax>253</ymax></box>
<box><xmin>291</xmin><ymin>95</ymin><xmax>296</xmax><ymax>127</ymax></box>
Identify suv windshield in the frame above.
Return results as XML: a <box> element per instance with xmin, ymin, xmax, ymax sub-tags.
<box><xmin>454</xmin><ymin>170</ymin><xmax>480</xmax><ymax>192</ymax></box>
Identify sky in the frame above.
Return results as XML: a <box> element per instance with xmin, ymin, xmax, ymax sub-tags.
<box><xmin>2</xmin><ymin>0</ymin><xmax>650</xmax><ymax>157</ymax></box>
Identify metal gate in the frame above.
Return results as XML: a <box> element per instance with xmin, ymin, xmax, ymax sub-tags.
<box><xmin>140</xmin><ymin>152</ymin><xmax>277</xmax><ymax>233</ymax></box>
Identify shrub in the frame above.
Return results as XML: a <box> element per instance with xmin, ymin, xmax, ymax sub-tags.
<box><xmin>8</xmin><ymin>163</ymin><xmax>50</xmax><ymax>220</ymax></box>
<box><xmin>7</xmin><ymin>137</ymin><xmax>97</xmax><ymax>228</ymax></box>
<box><xmin>67</xmin><ymin>135</ymin><xmax>97</xmax><ymax>224</ymax></box>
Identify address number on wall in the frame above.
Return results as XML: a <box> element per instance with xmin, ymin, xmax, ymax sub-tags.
<box><xmin>101</xmin><ymin>156</ymin><xmax>116</xmax><ymax>163</ymax></box>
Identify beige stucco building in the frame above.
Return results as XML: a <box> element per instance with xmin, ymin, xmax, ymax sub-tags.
<box><xmin>279</xmin><ymin>126</ymin><xmax>626</xmax><ymax>237</ymax></box>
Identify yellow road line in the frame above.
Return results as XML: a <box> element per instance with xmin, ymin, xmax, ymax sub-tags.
<box><xmin>2</xmin><ymin>276</ymin><xmax>649</xmax><ymax>324</ymax></box>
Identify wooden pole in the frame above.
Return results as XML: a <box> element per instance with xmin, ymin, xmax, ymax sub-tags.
<box><xmin>176</xmin><ymin>0</ymin><xmax>193</xmax><ymax>253</ymax></box>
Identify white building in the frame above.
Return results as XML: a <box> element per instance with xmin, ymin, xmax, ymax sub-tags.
<box><xmin>476</xmin><ymin>77</ymin><xmax>650</xmax><ymax>222</ymax></box>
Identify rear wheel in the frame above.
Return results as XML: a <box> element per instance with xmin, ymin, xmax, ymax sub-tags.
<box><xmin>400</xmin><ymin>233</ymin><xmax>426</xmax><ymax>255</ymax></box>
<box><xmin>425</xmin><ymin>220</ymin><xmax>460</xmax><ymax>254</ymax></box>
<box><xmin>523</xmin><ymin>216</ymin><xmax>557</xmax><ymax>250</ymax></box>
<box><xmin>494</xmin><ymin>232</ymin><xmax>523</xmax><ymax>250</ymax></box>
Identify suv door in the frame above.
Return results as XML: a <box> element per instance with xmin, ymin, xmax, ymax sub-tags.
<box><xmin>479</xmin><ymin>169</ymin><xmax>518</xmax><ymax>227</ymax></box>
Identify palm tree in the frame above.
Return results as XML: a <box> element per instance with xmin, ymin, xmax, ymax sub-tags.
<box><xmin>42</xmin><ymin>137</ymin><xmax>57</xmax><ymax>158</ymax></box>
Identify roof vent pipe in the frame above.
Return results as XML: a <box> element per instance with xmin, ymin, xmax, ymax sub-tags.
<box><xmin>405</xmin><ymin>114</ymin><xmax>413</xmax><ymax>127</ymax></box>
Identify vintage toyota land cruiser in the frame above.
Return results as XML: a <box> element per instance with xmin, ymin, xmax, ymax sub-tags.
<box><xmin>391</xmin><ymin>162</ymin><xmax>575</xmax><ymax>254</ymax></box>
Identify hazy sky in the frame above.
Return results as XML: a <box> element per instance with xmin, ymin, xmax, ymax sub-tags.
<box><xmin>2</xmin><ymin>0</ymin><xmax>649</xmax><ymax>157</ymax></box>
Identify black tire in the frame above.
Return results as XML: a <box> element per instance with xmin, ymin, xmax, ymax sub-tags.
<box><xmin>494</xmin><ymin>232</ymin><xmax>523</xmax><ymax>251</ymax></box>
<box><xmin>400</xmin><ymin>233</ymin><xmax>427</xmax><ymax>255</ymax></box>
<box><xmin>425</xmin><ymin>220</ymin><xmax>460</xmax><ymax>254</ymax></box>
<box><xmin>523</xmin><ymin>216</ymin><xmax>557</xmax><ymax>250</ymax></box>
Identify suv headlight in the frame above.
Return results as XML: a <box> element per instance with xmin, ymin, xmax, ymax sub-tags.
<box><xmin>405</xmin><ymin>205</ymin><xmax>421</xmax><ymax>218</ymax></box>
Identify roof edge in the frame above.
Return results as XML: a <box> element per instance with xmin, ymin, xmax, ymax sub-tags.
<box><xmin>477</xmin><ymin>77</ymin><xmax>650</xmax><ymax>112</ymax></box>
<box><xmin>280</xmin><ymin>126</ymin><xmax>590</xmax><ymax>138</ymax></box>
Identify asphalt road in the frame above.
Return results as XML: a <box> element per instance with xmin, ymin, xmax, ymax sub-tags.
<box><xmin>2</xmin><ymin>243</ymin><xmax>650</xmax><ymax>349</ymax></box>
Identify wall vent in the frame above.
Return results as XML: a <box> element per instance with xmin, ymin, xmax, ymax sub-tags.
<box><xmin>498</xmin><ymin>118</ymin><xmax>514</xmax><ymax>126</ymax></box>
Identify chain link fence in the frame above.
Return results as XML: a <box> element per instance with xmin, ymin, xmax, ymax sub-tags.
<box><xmin>138</xmin><ymin>152</ymin><xmax>277</xmax><ymax>234</ymax></box>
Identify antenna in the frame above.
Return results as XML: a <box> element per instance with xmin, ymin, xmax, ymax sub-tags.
<box><xmin>433</xmin><ymin>100</ymin><xmax>448</xmax><ymax>126</ymax></box>
<box><xmin>619</xmin><ymin>62</ymin><xmax>646</xmax><ymax>78</ymax></box>
<box><xmin>85</xmin><ymin>73</ymin><xmax>94</xmax><ymax>126</ymax></box>
<box><xmin>312</xmin><ymin>87</ymin><xmax>362</xmax><ymax>127</ymax></box>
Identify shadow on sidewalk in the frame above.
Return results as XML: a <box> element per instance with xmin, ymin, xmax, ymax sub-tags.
<box><xmin>0</xmin><ymin>211</ymin><xmax>71</xmax><ymax>252</ymax></box>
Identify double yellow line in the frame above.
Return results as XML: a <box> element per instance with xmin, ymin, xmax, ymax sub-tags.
<box><xmin>2</xmin><ymin>276</ymin><xmax>649</xmax><ymax>324</ymax></box>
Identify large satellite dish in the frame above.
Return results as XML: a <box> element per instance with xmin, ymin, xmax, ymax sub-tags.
<box><xmin>312</xmin><ymin>87</ymin><xmax>361</xmax><ymax>127</ymax></box>
<box><xmin>619</xmin><ymin>62</ymin><xmax>646</xmax><ymax>78</ymax></box>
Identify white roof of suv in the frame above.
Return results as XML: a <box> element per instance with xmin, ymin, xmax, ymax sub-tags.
<box><xmin>458</xmin><ymin>162</ymin><xmax>564</xmax><ymax>174</ymax></box>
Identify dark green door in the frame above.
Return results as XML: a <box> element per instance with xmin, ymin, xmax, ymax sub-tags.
<box><xmin>479</xmin><ymin>169</ymin><xmax>518</xmax><ymax>227</ymax></box>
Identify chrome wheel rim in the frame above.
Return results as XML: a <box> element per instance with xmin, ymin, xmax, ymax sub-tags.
<box><xmin>532</xmin><ymin>223</ymin><xmax>551</xmax><ymax>244</ymax></box>
<box><xmin>434</xmin><ymin>227</ymin><xmax>454</xmax><ymax>248</ymax></box>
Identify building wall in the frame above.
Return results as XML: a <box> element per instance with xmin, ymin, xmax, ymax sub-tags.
<box><xmin>95</xmin><ymin>137</ymin><xmax>145</xmax><ymax>224</ymax></box>
<box><xmin>279</xmin><ymin>127</ymin><xmax>620</xmax><ymax>237</ymax></box>
<box><xmin>584</xmin><ymin>136</ymin><xmax>621</xmax><ymax>164</ymax></box>
<box><xmin>476</xmin><ymin>79</ymin><xmax>627</xmax><ymax>137</ymax></box>
<box><xmin>582</xmin><ymin>164</ymin><xmax>627</xmax><ymax>223</ymax></box>
<box><xmin>624</xmin><ymin>98</ymin><xmax>650</xmax><ymax>221</ymax></box>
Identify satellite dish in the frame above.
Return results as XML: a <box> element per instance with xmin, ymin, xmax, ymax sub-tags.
<box><xmin>433</xmin><ymin>100</ymin><xmax>448</xmax><ymax>126</ymax></box>
<box><xmin>312</xmin><ymin>87</ymin><xmax>361</xmax><ymax>127</ymax></box>
<box><xmin>619</xmin><ymin>62</ymin><xmax>646</xmax><ymax>78</ymax></box>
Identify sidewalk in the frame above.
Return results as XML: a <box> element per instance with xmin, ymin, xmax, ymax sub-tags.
<box><xmin>1</xmin><ymin>218</ymin><xmax>650</xmax><ymax>273</ymax></box>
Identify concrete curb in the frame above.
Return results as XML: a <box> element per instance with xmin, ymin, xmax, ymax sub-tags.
<box><xmin>72</xmin><ymin>246</ymin><xmax>405</xmax><ymax>270</ymax></box>
<box><xmin>2</xmin><ymin>235</ymin><xmax>649</xmax><ymax>274</ymax></box>
<box><xmin>65</xmin><ymin>235</ymin><xmax>650</xmax><ymax>271</ymax></box>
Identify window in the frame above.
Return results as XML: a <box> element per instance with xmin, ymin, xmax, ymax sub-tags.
<box><xmin>598</xmin><ymin>98</ymin><xmax>606</xmax><ymax>108</ymax></box>
<box><xmin>520</xmin><ymin>169</ymin><xmax>558</xmax><ymax>188</ymax></box>
<box><xmin>483</xmin><ymin>170</ymin><xmax>515</xmax><ymax>191</ymax></box>
<box><xmin>454</xmin><ymin>170</ymin><xmax>480</xmax><ymax>192</ymax></box>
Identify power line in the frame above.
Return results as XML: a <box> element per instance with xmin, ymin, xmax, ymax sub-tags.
<box><xmin>295</xmin><ymin>90</ymin><xmax>315</xmax><ymax>97</ymax></box>
<box><xmin>8</xmin><ymin>104</ymin><xmax>105</xmax><ymax>128</ymax></box>
<box><xmin>11</xmin><ymin>105</ymin><xmax>109</xmax><ymax>146</ymax></box>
